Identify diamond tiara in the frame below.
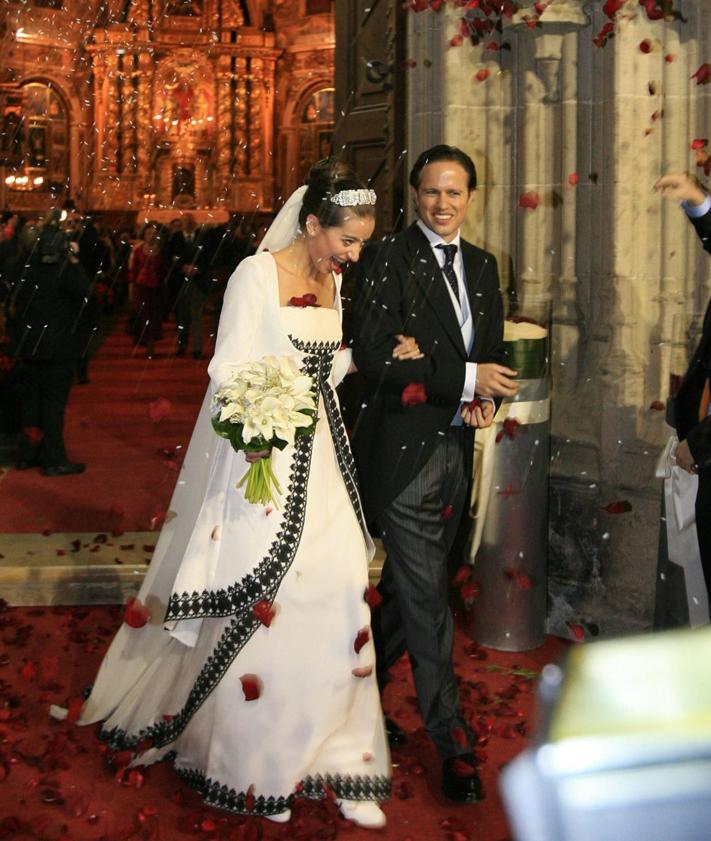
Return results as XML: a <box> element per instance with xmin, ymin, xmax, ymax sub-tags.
<box><xmin>329</xmin><ymin>188</ymin><xmax>377</xmax><ymax>207</ymax></box>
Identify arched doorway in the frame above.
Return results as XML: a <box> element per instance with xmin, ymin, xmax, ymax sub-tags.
<box><xmin>1</xmin><ymin>80</ymin><xmax>70</xmax><ymax>208</ymax></box>
<box><xmin>297</xmin><ymin>86</ymin><xmax>335</xmax><ymax>182</ymax></box>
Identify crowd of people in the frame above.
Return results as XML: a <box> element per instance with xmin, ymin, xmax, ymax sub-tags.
<box><xmin>0</xmin><ymin>205</ymin><xmax>256</xmax><ymax>474</ymax></box>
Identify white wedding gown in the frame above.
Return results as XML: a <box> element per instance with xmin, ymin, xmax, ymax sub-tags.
<box><xmin>79</xmin><ymin>253</ymin><xmax>390</xmax><ymax>816</ymax></box>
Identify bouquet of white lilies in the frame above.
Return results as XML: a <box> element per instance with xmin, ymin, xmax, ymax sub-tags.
<box><xmin>211</xmin><ymin>356</ymin><xmax>318</xmax><ymax>506</ymax></box>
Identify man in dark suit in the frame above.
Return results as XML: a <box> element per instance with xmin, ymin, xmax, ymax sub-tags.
<box><xmin>351</xmin><ymin>145</ymin><xmax>518</xmax><ymax>802</ymax></box>
<box><xmin>11</xmin><ymin>211</ymin><xmax>92</xmax><ymax>475</ymax></box>
<box><xmin>655</xmin><ymin>172</ymin><xmax>711</xmax><ymax>602</ymax></box>
<box><xmin>167</xmin><ymin>213</ymin><xmax>209</xmax><ymax>358</ymax></box>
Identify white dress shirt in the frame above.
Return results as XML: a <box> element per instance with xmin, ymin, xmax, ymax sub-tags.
<box><xmin>416</xmin><ymin>220</ymin><xmax>485</xmax><ymax>423</ymax></box>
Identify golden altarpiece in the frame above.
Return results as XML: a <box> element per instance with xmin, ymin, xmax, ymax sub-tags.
<box><xmin>0</xmin><ymin>0</ymin><xmax>335</xmax><ymax>222</ymax></box>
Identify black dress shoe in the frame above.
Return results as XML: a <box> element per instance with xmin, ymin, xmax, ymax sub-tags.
<box><xmin>43</xmin><ymin>462</ymin><xmax>86</xmax><ymax>477</ymax></box>
<box><xmin>442</xmin><ymin>754</ymin><xmax>485</xmax><ymax>803</ymax></box>
<box><xmin>384</xmin><ymin>716</ymin><xmax>408</xmax><ymax>746</ymax></box>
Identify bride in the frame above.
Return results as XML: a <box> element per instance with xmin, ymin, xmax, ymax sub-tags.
<box><xmin>73</xmin><ymin>160</ymin><xmax>422</xmax><ymax>829</ymax></box>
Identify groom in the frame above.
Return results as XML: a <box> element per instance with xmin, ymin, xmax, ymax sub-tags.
<box><xmin>351</xmin><ymin>145</ymin><xmax>517</xmax><ymax>802</ymax></box>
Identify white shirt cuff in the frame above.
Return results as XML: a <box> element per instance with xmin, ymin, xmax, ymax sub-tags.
<box><xmin>682</xmin><ymin>195</ymin><xmax>711</xmax><ymax>218</ymax></box>
<box><xmin>462</xmin><ymin>362</ymin><xmax>477</xmax><ymax>403</ymax></box>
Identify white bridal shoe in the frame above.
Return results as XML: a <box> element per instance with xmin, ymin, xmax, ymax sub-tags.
<box><xmin>265</xmin><ymin>809</ymin><xmax>291</xmax><ymax>823</ymax></box>
<box><xmin>337</xmin><ymin>799</ymin><xmax>387</xmax><ymax>829</ymax></box>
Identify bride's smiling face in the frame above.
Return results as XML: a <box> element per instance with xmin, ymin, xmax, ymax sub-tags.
<box><xmin>305</xmin><ymin>212</ymin><xmax>375</xmax><ymax>276</ymax></box>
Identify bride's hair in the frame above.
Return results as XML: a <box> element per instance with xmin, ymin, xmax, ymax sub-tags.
<box><xmin>299</xmin><ymin>159</ymin><xmax>375</xmax><ymax>229</ymax></box>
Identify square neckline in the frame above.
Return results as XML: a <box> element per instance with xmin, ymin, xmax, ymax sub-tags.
<box><xmin>263</xmin><ymin>250</ymin><xmax>340</xmax><ymax>313</ymax></box>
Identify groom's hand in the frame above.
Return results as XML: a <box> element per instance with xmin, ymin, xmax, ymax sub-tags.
<box><xmin>461</xmin><ymin>398</ymin><xmax>495</xmax><ymax>428</ymax></box>
<box><xmin>475</xmin><ymin>363</ymin><xmax>518</xmax><ymax>397</ymax></box>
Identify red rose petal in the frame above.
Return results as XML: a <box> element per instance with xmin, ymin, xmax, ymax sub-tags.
<box><xmin>149</xmin><ymin>509</ymin><xmax>166</xmax><ymax>530</ymax></box>
<box><xmin>352</xmin><ymin>666</ymin><xmax>373</xmax><ymax>678</ymax></box>
<box><xmin>518</xmin><ymin>191</ymin><xmax>540</xmax><ymax>210</ymax></box>
<box><xmin>123</xmin><ymin>597</ymin><xmax>151</xmax><ymax>629</ymax></box>
<box><xmin>639</xmin><ymin>39</ymin><xmax>652</xmax><ymax>53</ymax></box>
<box><xmin>453</xmin><ymin>565</ymin><xmax>472</xmax><ymax>586</ymax></box>
<box><xmin>460</xmin><ymin>581</ymin><xmax>481</xmax><ymax>601</ymax></box>
<box><xmin>240</xmin><ymin>674</ymin><xmax>262</xmax><ymax>701</ymax></box>
<box><xmin>401</xmin><ymin>382</ymin><xmax>427</xmax><ymax>407</ymax></box>
<box><xmin>451</xmin><ymin>758</ymin><xmax>476</xmax><ymax>777</ymax></box>
<box><xmin>23</xmin><ymin>426</ymin><xmax>44</xmax><ymax>446</ymax></box>
<box><xmin>354</xmin><ymin>627</ymin><xmax>370</xmax><ymax>654</ymax></box>
<box><xmin>601</xmin><ymin>499</ymin><xmax>632</xmax><ymax>514</ymax></box>
<box><xmin>251</xmin><ymin>600</ymin><xmax>276</xmax><ymax>628</ymax></box>
<box><xmin>363</xmin><ymin>585</ymin><xmax>383</xmax><ymax>608</ymax></box>
<box><xmin>66</xmin><ymin>697</ymin><xmax>84</xmax><ymax>724</ymax></box>
<box><xmin>441</xmin><ymin>503</ymin><xmax>454</xmax><ymax>521</ymax></box>
<box><xmin>475</xmin><ymin>68</ymin><xmax>490</xmax><ymax>82</ymax></box>
<box><xmin>602</xmin><ymin>0</ymin><xmax>624</xmax><ymax>18</ymax></box>
<box><xmin>20</xmin><ymin>660</ymin><xmax>36</xmax><ymax>682</ymax></box>
<box><xmin>692</xmin><ymin>63</ymin><xmax>711</xmax><ymax>86</ymax></box>
<box><xmin>691</xmin><ymin>139</ymin><xmax>708</xmax><ymax>151</ymax></box>
<box><xmin>568</xmin><ymin>621</ymin><xmax>586</xmax><ymax>641</ymax></box>
<box><xmin>148</xmin><ymin>397</ymin><xmax>172</xmax><ymax>423</ymax></box>
<box><xmin>568</xmin><ymin>172</ymin><xmax>579</xmax><ymax>186</ymax></box>
<box><xmin>648</xmin><ymin>399</ymin><xmax>665</xmax><ymax>411</ymax></box>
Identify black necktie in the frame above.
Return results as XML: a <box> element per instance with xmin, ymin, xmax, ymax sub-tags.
<box><xmin>436</xmin><ymin>243</ymin><xmax>460</xmax><ymax>301</ymax></box>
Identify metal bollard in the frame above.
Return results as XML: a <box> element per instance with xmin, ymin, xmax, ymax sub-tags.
<box><xmin>469</xmin><ymin>317</ymin><xmax>550</xmax><ymax>651</ymax></box>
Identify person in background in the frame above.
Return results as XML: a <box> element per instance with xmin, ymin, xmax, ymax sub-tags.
<box><xmin>167</xmin><ymin>213</ymin><xmax>209</xmax><ymax>359</ymax></box>
<box><xmin>129</xmin><ymin>221</ymin><xmax>166</xmax><ymax>359</ymax></box>
<box><xmin>655</xmin><ymin>172</ymin><xmax>711</xmax><ymax>603</ymax></box>
<box><xmin>11</xmin><ymin>210</ymin><xmax>92</xmax><ymax>476</ymax></box>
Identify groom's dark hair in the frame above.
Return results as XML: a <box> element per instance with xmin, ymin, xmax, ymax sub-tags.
<box><xmin>409</xmin><ymin>145</ymin><xmax>477</xmax><ymax>191</ymax></box>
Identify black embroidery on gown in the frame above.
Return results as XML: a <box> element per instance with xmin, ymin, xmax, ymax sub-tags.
<box><xmin>175</xmin><ymin>768</ymin><xmax>392</xmax><ymax>816</ymax></box>
<box><xmin>164</xmin><ymin>339</ymin><xmax>341</xmax><ymax>622</ymax></box>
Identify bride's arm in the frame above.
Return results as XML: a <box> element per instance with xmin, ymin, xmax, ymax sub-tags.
<box><xmin>207</xmin><ymin>256</ymin><xmax>266</xmax><ymax>390</ymax></box>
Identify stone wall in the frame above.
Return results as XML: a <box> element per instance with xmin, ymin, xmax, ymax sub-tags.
<box><xmin>406</xmin><ymin>0</ymin><xmax>711</xmax><ymax>637</ymax></box>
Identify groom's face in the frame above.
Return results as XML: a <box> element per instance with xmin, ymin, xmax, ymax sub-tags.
<box><xmin>412</xmin><ymin>160</ymin><xmax>475</xmax><ymax>243</ymax></box>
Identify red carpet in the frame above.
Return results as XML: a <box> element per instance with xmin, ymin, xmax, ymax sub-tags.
<box><xmin>0</xmin><ymin>319</ymin><xmax>211</xmax><ymax>534</ymax></box>
<box><xmin>0</xmin><ymin>602</ymin><xmax>569</xmax><ymax>841</ymax></box>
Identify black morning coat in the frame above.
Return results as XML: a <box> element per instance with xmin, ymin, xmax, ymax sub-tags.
<box><xmin>11</xmin><ymin>246</ymin><xmax>92</xmax><ymax>361</ymax></box>
<box><xmin>674</xmin><ymin>208</ymin><xmax>711</xmax><ymax>470</ymax></box>
<box><xmin>350</xmin><ymin>222</ymin><xmax>506</xmax><ymax>525</ymax></box>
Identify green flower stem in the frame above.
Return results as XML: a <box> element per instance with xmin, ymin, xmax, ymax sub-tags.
<box><xmin>237</xmin><ymin>454</ymin><xmax>283</xmax><ymax>508</ymax></box>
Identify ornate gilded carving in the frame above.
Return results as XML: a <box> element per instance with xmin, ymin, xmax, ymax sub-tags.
<box><xmin>248</xmin><ymin>57</ymin><xmax>264</xmax><ymax>176</ymax></box>
<box><xmin>136</xmin><ymin>52</ymin><xmax>154</xmax><ymax>194</ymax></box>
<box><xmin>235</xmin><ymin>56</ymin><xmax>248</xmax><ymax>176</ymax></box>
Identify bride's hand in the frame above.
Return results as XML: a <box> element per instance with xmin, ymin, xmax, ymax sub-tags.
<box><xmin>392</xmin><ymin>334</ymin><xmax>423</xmax><ymax>360</ymax></box>
<box><xmin>245</xmin><ymin>449</ymin><xmax>271</xmax><ymax>463</ymax></box>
